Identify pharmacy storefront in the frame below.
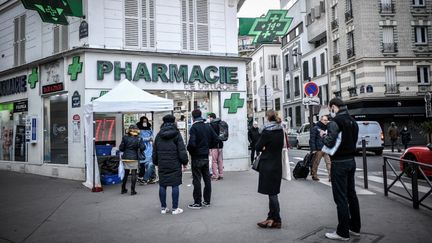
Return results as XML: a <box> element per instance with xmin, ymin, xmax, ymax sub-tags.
<box><xmin>0</xmin><ymin>50</ymin><xmax>249</xmax><ymax>181</ymax></box>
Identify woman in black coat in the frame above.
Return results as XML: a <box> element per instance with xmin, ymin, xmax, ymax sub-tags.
<box><xmin>153</xmin><ymin>115</ymin><xmax>188</xmax><ymax>215</ymax></box>
<box><xmin>255</xmin><ymin>110</ymin><xmax>284</xmax><ymax>229</ymax></box>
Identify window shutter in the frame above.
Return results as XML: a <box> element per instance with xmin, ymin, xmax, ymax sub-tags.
<box><xmin>196</xmin><ymin>0</ymin><xmax>208</xmax><ymax>51</ymax></box>
<box><xmin>13</xmin><ymin>18</ymin><xmax>19</xmax><ymax>66</ymax></box>
<box><xmin>188</xmin><ymin>0</ymin><xmax>195</xmax><ymax>50</ymax></box>
<box><xmin>268</xmin><ymin>55</ymin><xmax>271</xmax><ymax>70</ymax></box>
<box><xmin>303</xmin><ymin>61</ymin><xmax>309</xmax><ymax>80</ymax></box>
<box><xmin>19</xmin><ymin>15</ymin><xmax>26</xmax><ymax>65</ymax></box>
<box><xmin>383</xmin><ymin>27</ymin><xmax>393</xmax><ymax>43</ymax></box>
<box><xmin>276</xmin><ymin>55</ymin><xmax>280</xmax><ymax>70</ymax></box>
<box><xmin>149</xmin><ymin>0</ymin><xmax>155</xmax><ymax>48</ymax></box>
<box><xmin>61</xmin><ymin>25</ymin><xmax>68</xmax><ymax>51</ymax></box>
<box><xmin>181</xmin><ymin>0</ymin><xmax>188</xmax><ymax>50</ymax></box>
<box><xmin>142</xmin><ymin>0</ymin><xmax>148</xmax><ymax>48</ymax></box>
<box><xmin>53</xmin><ymin>26</ymin><xmax>60</xmax><ymax>53</ymax></box>
<box><xmin>125</xmin><ymin>0</ymin><xmax>139</xmax><ymax>47</ymax></box>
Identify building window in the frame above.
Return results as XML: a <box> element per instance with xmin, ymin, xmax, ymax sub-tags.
<box><xmin>382</xmin><ymin>26</ymin><xmax>397</xmax><ymax>52</ymax></box>
<box><xmin>288</xmin><ymin>107</ymin><xmax>293</xmax><ymax>128</ymax></box>
<box><xmin>125</xmin><ymin>0</ymin><xmax>156</xmax><ymax>49</ymax></box>
<box><xmin>292</xmin><ymin>49</ymin><xmax>299</xmax><ymax>69</ymax></box>
<box><xmin>181</xmin><ymin>0</ymin><xmax>209</xmax><ymax>51</ymax></box>
<box><xmin>284</xmin><ymin>54</ymin><xmax>290</xmax><ymax>72</ymax></box>
<box><xmin>303</xmin><ymin>61</ymin><xmax>309</xmax><ymax>81</ymax></box>
<box><xmin>320</xmin><ymin>53</ymin><xmax>326</xmax><ymax>75</ymax></box>
<box><xmin>347</xmin><ymin>31</ymin><xmax>355</xmax><ymax>58</ymax></box>
<box><xmin>412</xmin><ymin>0</ymin><xmax>425</xmax><ymax>7</ymax></box>
<box><xmin>417</xmin><ymin>66</ymin><xmax>430</xmax><ymax>84</ymax></box>
<box><xmin>270</xmin><ymin>55</ymin><xmax>279</xmax><ymax>69</ymax></box>
<box><xmin>294</xmin><ymin>76</ymin><xmax>300</xmax><ymax>97</ymax></box>
<box><xmin>295</xmin><ymin>106</ymin><xmax>301</xmax><ymax>127</ymax></box>
<box><xmin>259</xmin><ymin>57</ymin><xmax>263</xmax><ymax>72</ymax></box>
<box><xmin>350</xmin><ymin>70</ymin><xmax>356</xmax><ymax>87</ymax></box>
<box><xmin>415</xmin><ymin>27</ymin><xmax>428</xmax><ymax>44</ymax></box>
<box><xmin>272</xmin><ymin>75</ymin><xmax>280</xmax><ymax>90</ymax></box>
<box><xmin>286</xmin><ymin>80</ymin><xmax>291</xmax><ymax>99</ymax></box>
<box><xmin>275</xmin><ymin>98</ymin><xmax>281</xmax><ymax>111</ymax></box>
<box><xmin>333</xmin><ymin>40</ymin><xmax>340</xmax><ymax>64</ymax></box>
<box><xmin>43</xmin><ymin>94</ymin><xmax>68</xmax><ymax>164</ymax></box>
<box><xmin>380</xmin><ymin>0</ymin><xmax>394</xmax><ymax>14</ymax></box>
<box><xmin>345</xmin><ymin>0</ymin><xmax>353</xmax><ymax>22</ymax></box>
<box><xmin>0</xmin><ymin>102</ymin><xmax>28</xmax><ymax>162</ymax></box>
<box><xmin>260</xmin><ymin>76</ymin><xmax>264</xmax><ymax>87</ymax></box>
<box><xmin>253</xmin><ymin>80</ymin><xmax>257</xmax><ymax>95</ymax></box>
<box><xmin>13</xmin><ymin>15</ymin><xmax>26</xmax><ymax>66</ymax></box>
<box><xmin>253</xmin><ymin>62</ymin><xmax>256</xmax><ymax>76</ymax></box>
<box><xmin>336</xmin><ymin>74</ymin><xmax>341</xmax><ymax>91</ymax></box>
<box><xmin>53</xmin><ymin>25</ymin><xmax>68</xmax><ymax>53</ymax></box>
<box><xmin>312</xmin><ymin>57</ymin><xmax>317</xmax><ymax>77</ymax></box>
<box><xmin>331</xmin><ymin>5</ymin><xmax>338</xmax><ymax>30</ymax></box>
<box><xmin>385</xmin><ymin>66</ymin><xmax>399</xmax><ymax>94</ymax></box>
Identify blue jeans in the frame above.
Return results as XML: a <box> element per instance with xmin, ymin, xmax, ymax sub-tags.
<box><xmin>159</xmin><ymin>185</ymin><xmax>179</xmax><ymax>209</ymax></box>
<box><xmin>331</xmin><ymin>158</ymin><xmax>361</xmax><ymax>238</ymax></box>
<box><xmin>143</xmin><ymin>161</ymin><xmax>155</xmax><ymax>181</ymax></box>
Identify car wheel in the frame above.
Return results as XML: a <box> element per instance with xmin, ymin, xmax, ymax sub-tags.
<box><xmin>403</xmin><ymin>154</ymin><xmax>423</xmax><ymax>179</ymax></box>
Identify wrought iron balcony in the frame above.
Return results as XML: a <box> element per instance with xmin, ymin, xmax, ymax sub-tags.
<box><xmin>331</xmin><ymin>19</ymin><xmax>339</xmax><ymax>30</ymax></box>
<box><xmin>347</xmin><ymin>47</ymin><xmax>355</xmax><ymax>59</ymax></box>
<box><xmin>384</xmin><ymin>83</ymin><xmax>400</xmax><ymax>95</ymax></box>
<box><xmin>348</xmin><ymin>86</ymin><xmax>357</xmax><ymax>97</ymax></box>
<box><xmin>333</xmin><ymin>90</ymin><xmax>341</xmax><ymax>97</ymax></box>
<box><xmin>380</xmin><ymin>2</ymin><xmax>395</xmax><ymax>14</ymax></box>
<box><xmin>345</xmin><ymin>10</ymin><xmax>353</xmax><ymax>22</ymax></box>
<box><xmin>333</xmin><ymin>53</ymin><xmax>341</xmax><ymax>64</ymax></box>
<box><xmin>382</xmin><ymin>42</ymin><xmax>398</xmax><ymax>53</ymax></box>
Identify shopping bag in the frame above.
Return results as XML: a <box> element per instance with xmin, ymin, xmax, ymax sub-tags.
<box><xmin>322</xmin><ymin>132</ymin><xmax>342</xmax><ymax>156</ymax></box>
<box><xmin>118</xmin><ymin>153</ymin><xmax>125</xmax><ymax>180</ymax></box>
<box><xmin>282</xmin><ymin>148</ymin><xmax>291</xmax><ymax>181</ymax></box>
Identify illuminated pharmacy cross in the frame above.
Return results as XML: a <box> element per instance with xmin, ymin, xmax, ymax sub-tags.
<box><xmin>28</xmin><ymin>67</ymin><xmax>38</xmax><ymax>89</ymax></box>
<box><xmin>68</xmin><ymin>56</ymin><xmax>83</xmax><ymax>81</ymax></box>
<box><xmin>248</xmin><ymin>10</ymin><xmax>292</xmax><ymax>44</ymax></box>
<box><xmin>224</xmin><ymin>93</ymin><xmax>245</xmax><ymax>114</ymax></box>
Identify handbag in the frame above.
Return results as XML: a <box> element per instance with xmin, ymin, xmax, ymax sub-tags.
<box><xmin>282</xmin><ymin>148</ymin><xmax>291</xmax><ymax>181</ymax></box>
<box><xmin>118</xmin><ymin>153</ymin><xmax>125</xmax><ymax>180</ymax></box>
<box><xmin>252</xmin><ymin>153</ymin><xmax>261</xmax><ymax>172</ymax></box>
<box><xmin>322</xmin><ymin>132</ymin><xmax>342</xmax><ymax>156</ymax></box>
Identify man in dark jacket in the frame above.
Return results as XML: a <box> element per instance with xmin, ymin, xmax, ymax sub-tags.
<box><xmin>187</xmin><ymin>109</ymin><xmax>218</xmax><ymax>209</ymax></box>
<box><xmin>248</xmin><ymin>121</ymin><xmax>260</xmax><ymax>164</ymax></box>
<box><xmin>309</xmin><ymin>115</ymin><xmax>331</xmax><ymax>181</ymax></box>
<box><xmin>322</xmin><ymin>98</ymin><xmax>360</xmax><ymax>241</ymax></box>
<box><xmin>208</xmin><ymin>113</ymin><xmax>224</xmax><ymax>180</ymax></box>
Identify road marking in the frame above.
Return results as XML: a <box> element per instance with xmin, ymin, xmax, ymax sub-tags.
<box><xmin>318</xmin><ymin>180</ymin><xmax>376</xmax><ymax>195</ymax></box>
<box><xmin>293</xmin><ymin>157</ymin><xmax>304</xmax><ymax>160</ymax></box>
<box><xmin>358</xmin><ymin>175</ymin><xmax>432</xmax><ymax>194</ymax></box>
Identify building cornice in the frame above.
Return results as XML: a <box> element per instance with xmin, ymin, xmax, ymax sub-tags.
<box><xmin>0</xmin><ymin>47</ymin><xmax>251</xmax><ymax>77</ymax></box>
<box><xmin>330</xmin><ymin>57</ymin><xmax>432</xmax><ymax>73</ymax></box>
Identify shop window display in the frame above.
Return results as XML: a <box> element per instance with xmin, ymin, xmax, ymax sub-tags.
<box><xmin>0</xmin><ymin>102</ymin><xmax>27</xmax><ymax>161</ymax></box>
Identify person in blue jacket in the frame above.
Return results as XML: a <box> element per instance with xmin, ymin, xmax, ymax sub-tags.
<box><xmin>136</xmin><ymin>116</ymin><xmax>157</xmax><ymax>184</ymax></box>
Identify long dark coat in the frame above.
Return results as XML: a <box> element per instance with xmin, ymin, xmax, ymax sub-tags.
<box><xmin>153</xmin><ymin>123</ymin><xmax>188</xmax><ymax>187</ymax></box>
<box><xmin>255</xmin><ymin>123</ymin><xmax>284</xmax><ymax>195</ymax></box>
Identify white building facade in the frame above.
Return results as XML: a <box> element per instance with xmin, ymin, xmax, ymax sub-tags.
<box><xmin>0</xmin><ymin>0</ymin><xmax>249</xmax><ymax>180</ymax></box>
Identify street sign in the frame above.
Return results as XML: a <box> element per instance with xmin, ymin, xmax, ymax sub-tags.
<box><xmin>302</xmin><ymin>96</ymin><xmax>320</xmax><ymax>106</ymax></box>
<box><xmin>304</xmin><ymin>82</ymin><xmax>319</xmax><ymax>97</ymax></box>
<box><xmin>258</xmin><ymin>85</ymin><xmax>274</xmax><ymax>98</ymax></box>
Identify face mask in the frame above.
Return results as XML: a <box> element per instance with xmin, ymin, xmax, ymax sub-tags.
<box><xmin>142</xmin><ymin>122</ymin><xmax>147</xmax><ymax>127</ymax></box>
<box><xmin>330</xmin><ymin>109</ymin><xmax>336</xmax><ymax>118</ymax></box>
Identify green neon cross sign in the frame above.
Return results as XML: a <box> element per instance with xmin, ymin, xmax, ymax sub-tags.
<box><xmin>28</xmin><ymin>67</ymin><xmax>39</xmax><ymax>89</ymax></box>
<box><xmin>21</xmin><ymin>0</ymin><xmax>83</xmax><ymax>25</ymax></box>
<box><xmin>68</xmin><ymin>56</ymin><xmax>83</xmax><ymax>81</ymax></box>
<box><xmin>224</xmin><ymin>93</ymin><xmax>245</xmax><ymax>114</ymax></box>
<box><xmin>248</xmin><ymin>10</ymin><xmax>293</xmax><ymax>44</ymax></box>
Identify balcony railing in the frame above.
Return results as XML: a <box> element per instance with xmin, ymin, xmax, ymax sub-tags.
<box><xmin>348</xmin><ymin>86</ymin><xmax>357</xmax><ymax>97</ymax></box>
<box><xmin>384</xmin><ymin>83</ymin><xmax>400</xmax><ymax>95</ymax></box>
<box><xmin>294</xmin><ymin>90</ymin><xmax>300</xmax><ymax>97</ymax></box>
<box><xmin>380</xmin><ymin>2</ymin><xmax>395</xmax><ymax>14</ymax></box>
<box><xmin>345</xmin><ymin>10</ymin><xmax>353</xmax><ymax>22</ymax></box>
<box><xmin>333</xmin><ymin>90</ymin><xmax>341</xmax><ymax>97</ymax></box>
<box><xmin>331</xmin><ymin>19</ymin><xmax>339</xmax><ymax>30</ymax></box>
<box><xmin>382</xmin><ymin>42</ymin><xmax>398</xmax><ymax>53</ymax></box>
<box><xmin>333</xmin><ymin>53</ymin><xmax>341</xmax><ymax>64</ymax></box>
<box><xmin>347</xmin><ymin>47</ymin><xmax>355</xmax><ymax>59</ymax></box>
<box><xmin>293</xmin><ymin>63</ymin><xmax>299</xmax><ymax>70</ymax></box>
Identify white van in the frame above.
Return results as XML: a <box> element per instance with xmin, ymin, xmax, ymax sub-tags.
<box><xmin>356</xmin><ymin>121</ymin><xmax>384</xmax><ymax>155</ymax></box>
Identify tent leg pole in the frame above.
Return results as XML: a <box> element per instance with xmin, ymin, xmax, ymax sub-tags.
<box><xmin>92</xmin><ymin>120</ymin><xmax>97</xmax><ymax>192</ymax></box>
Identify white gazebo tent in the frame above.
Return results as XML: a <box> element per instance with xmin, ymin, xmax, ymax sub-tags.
<box><xmin>83</xmin><ymin>79</ymin><xmax>173</xmax><ymax>190</ymax></box>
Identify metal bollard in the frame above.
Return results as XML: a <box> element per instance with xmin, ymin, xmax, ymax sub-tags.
<box><xmin>362</xmin><ymin>137</ymin><xmax>368</xmax><ymax>189</ymax></box>
<box><xmin>383</xmin><ymin>157</ymin><xmax>388</xmax><ymax>196</ymax></box>
<box><xmin>411</xmin><ymin>163</ymin><xmax>419</xmax><ymax>209</ymax></box>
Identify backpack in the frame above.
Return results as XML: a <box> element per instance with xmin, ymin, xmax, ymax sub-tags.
<box><xmin>218</xmin><ymin>120</ymin><xmax>229</xmax><ymax>141</ymax></box>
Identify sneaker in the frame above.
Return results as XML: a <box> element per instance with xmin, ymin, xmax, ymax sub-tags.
<box><xmin>312</xmin><ymin>177</ymin><xmax>320</xmax><ymax>181</ymax></box>
<box><xmin>172</xmin><ymin>208</ymin><xmax>184</xmax><ymax>215</ymax></box>
<box><xmin>202</xmin><ymin>201</ymin><xmax>211</xmax><ymax>207</ymax></box>
<box><xmin>188</xmin><ymin>203</ymin><xmax>202</xmax><ymax>209</ymax></box>
<box><xmin>349</xmin><ymin>230</ymin><xmax>360</xmax><ymax>237</ymax></box>
<box><xmin>218</xmin><ymin>176</ymin><xmax>223</xmax><ymax>180</ymax></box>
<box><xmin>211</xmin><ymin>176</ymin><xmax>219</xmax><ymax>181</ymax></box>
<box><xmin>137</xmin><ymin>178</ymin><xmax>145</xmax><ymax>185</ymax></box>
<box><xmin>325</xmin><ymin>232</ymin><xmax>349</xmax><ymax>241</ymax></box>
<box><xmin>161</xmin><ymin>208</ymin><xmax>170</xmax><ymax>214</ymax></box>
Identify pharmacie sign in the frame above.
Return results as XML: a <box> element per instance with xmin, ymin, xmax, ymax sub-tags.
<box><xmin>96</xmin><ymin>61</ymin><xmax>239</xmax><ymax>84</ymax></box>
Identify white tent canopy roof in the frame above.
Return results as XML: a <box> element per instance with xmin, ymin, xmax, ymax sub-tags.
<box><xmin>88</xmin><ymin>79</ymin><xmax>173</xmax><ymax>113</ymax></box>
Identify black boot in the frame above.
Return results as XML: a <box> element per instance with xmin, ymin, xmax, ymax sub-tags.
<box><xmin>121</xmin><ymin>169</ymin><xmax>130</xmax><ymax>194</ymax></box>
<box><xmin>131</xmin><ymin>169</ymin><xmax>137</xmax><ymax>195</ymax></box>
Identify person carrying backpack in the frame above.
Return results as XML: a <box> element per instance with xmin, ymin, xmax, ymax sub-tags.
<box><xmin>208</xmin><ymin>113</ymin><xmax>228</xmax><ymax>180</ymax></box>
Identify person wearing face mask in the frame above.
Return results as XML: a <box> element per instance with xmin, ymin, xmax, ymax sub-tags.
<box><xmin>136</xmin><ymin>116</ymin><xmax>157</xmax><ymax>184</ymax></box>
<box><xmin>322</xmin><ymin>98</ymin><xmax>361</xmax><ymax>241</ymax></box>
<box><xmin>309</xmin><ymin>115</ymin><xmax>331</xmax><ymax>181</ymax></box>
<box><xmin>248</xmin><ymin>121</ymin><xmax>261</xmax><ymax>164</ymax></box>
<box><xmin>400</xmin><ymin>126</ymin><xmax>411</xmax><ymax>150</ymax></box>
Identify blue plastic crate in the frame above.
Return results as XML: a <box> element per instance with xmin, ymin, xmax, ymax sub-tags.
<box><xmin>101</xmin><ymin>174</ymin><xmax>122</xmax><ymax>185</ymax></box>
<box><xmin>96</xmin><ymin>145</ymin><xmax>113</xmax><ymax>156</ymax></box>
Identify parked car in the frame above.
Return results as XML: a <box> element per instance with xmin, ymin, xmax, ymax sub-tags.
<box><xmin>356</xmin><ymin>121</ymin><xmax>384</xmax><ymax>155</ymax></box>
<box><xmin>400</xmin><ymin>144</ymin><xmax>432</xmax><ymax>177</ymax></box>
<box><xmin>296</xmin><ymin>123</ymin><xmax>311</xmax><ymax>149</ymax></box>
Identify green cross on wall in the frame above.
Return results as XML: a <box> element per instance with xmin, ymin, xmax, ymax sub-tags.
<box><xmin>68</xmin><ymin>56</ymin><xmax>83</xmax><ymax>81</ymax></box>
<box><xmin>248</xmin><ymin>10</ymin><xmax>293</xmax><ymax>44</ymax></box>
<box><xmin>28</xmin><ymin>67</ymin><xmax>39</xmax><ymax>89</ymax></box>
<box><xmin>224</xmin><ymin>93</ymin><xmax>245</xmax><ymax>114</ymax></box>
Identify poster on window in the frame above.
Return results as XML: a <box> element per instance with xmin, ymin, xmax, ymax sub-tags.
<box><xmin>72</xmin><ymin>114</ymin><xmax>81</xmax><ymax>143</ymax></box>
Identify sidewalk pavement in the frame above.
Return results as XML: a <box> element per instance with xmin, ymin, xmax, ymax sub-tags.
<box><xmin>1</xmin><ymin>170</ymin><xmax>432</xmax><ymax>243</ymax></box>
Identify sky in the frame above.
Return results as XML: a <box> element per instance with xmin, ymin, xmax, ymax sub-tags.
<box><xmin>237</xmin><ymin>0</ymin><xmax>280</xmax><ymax>18</ymax></box>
